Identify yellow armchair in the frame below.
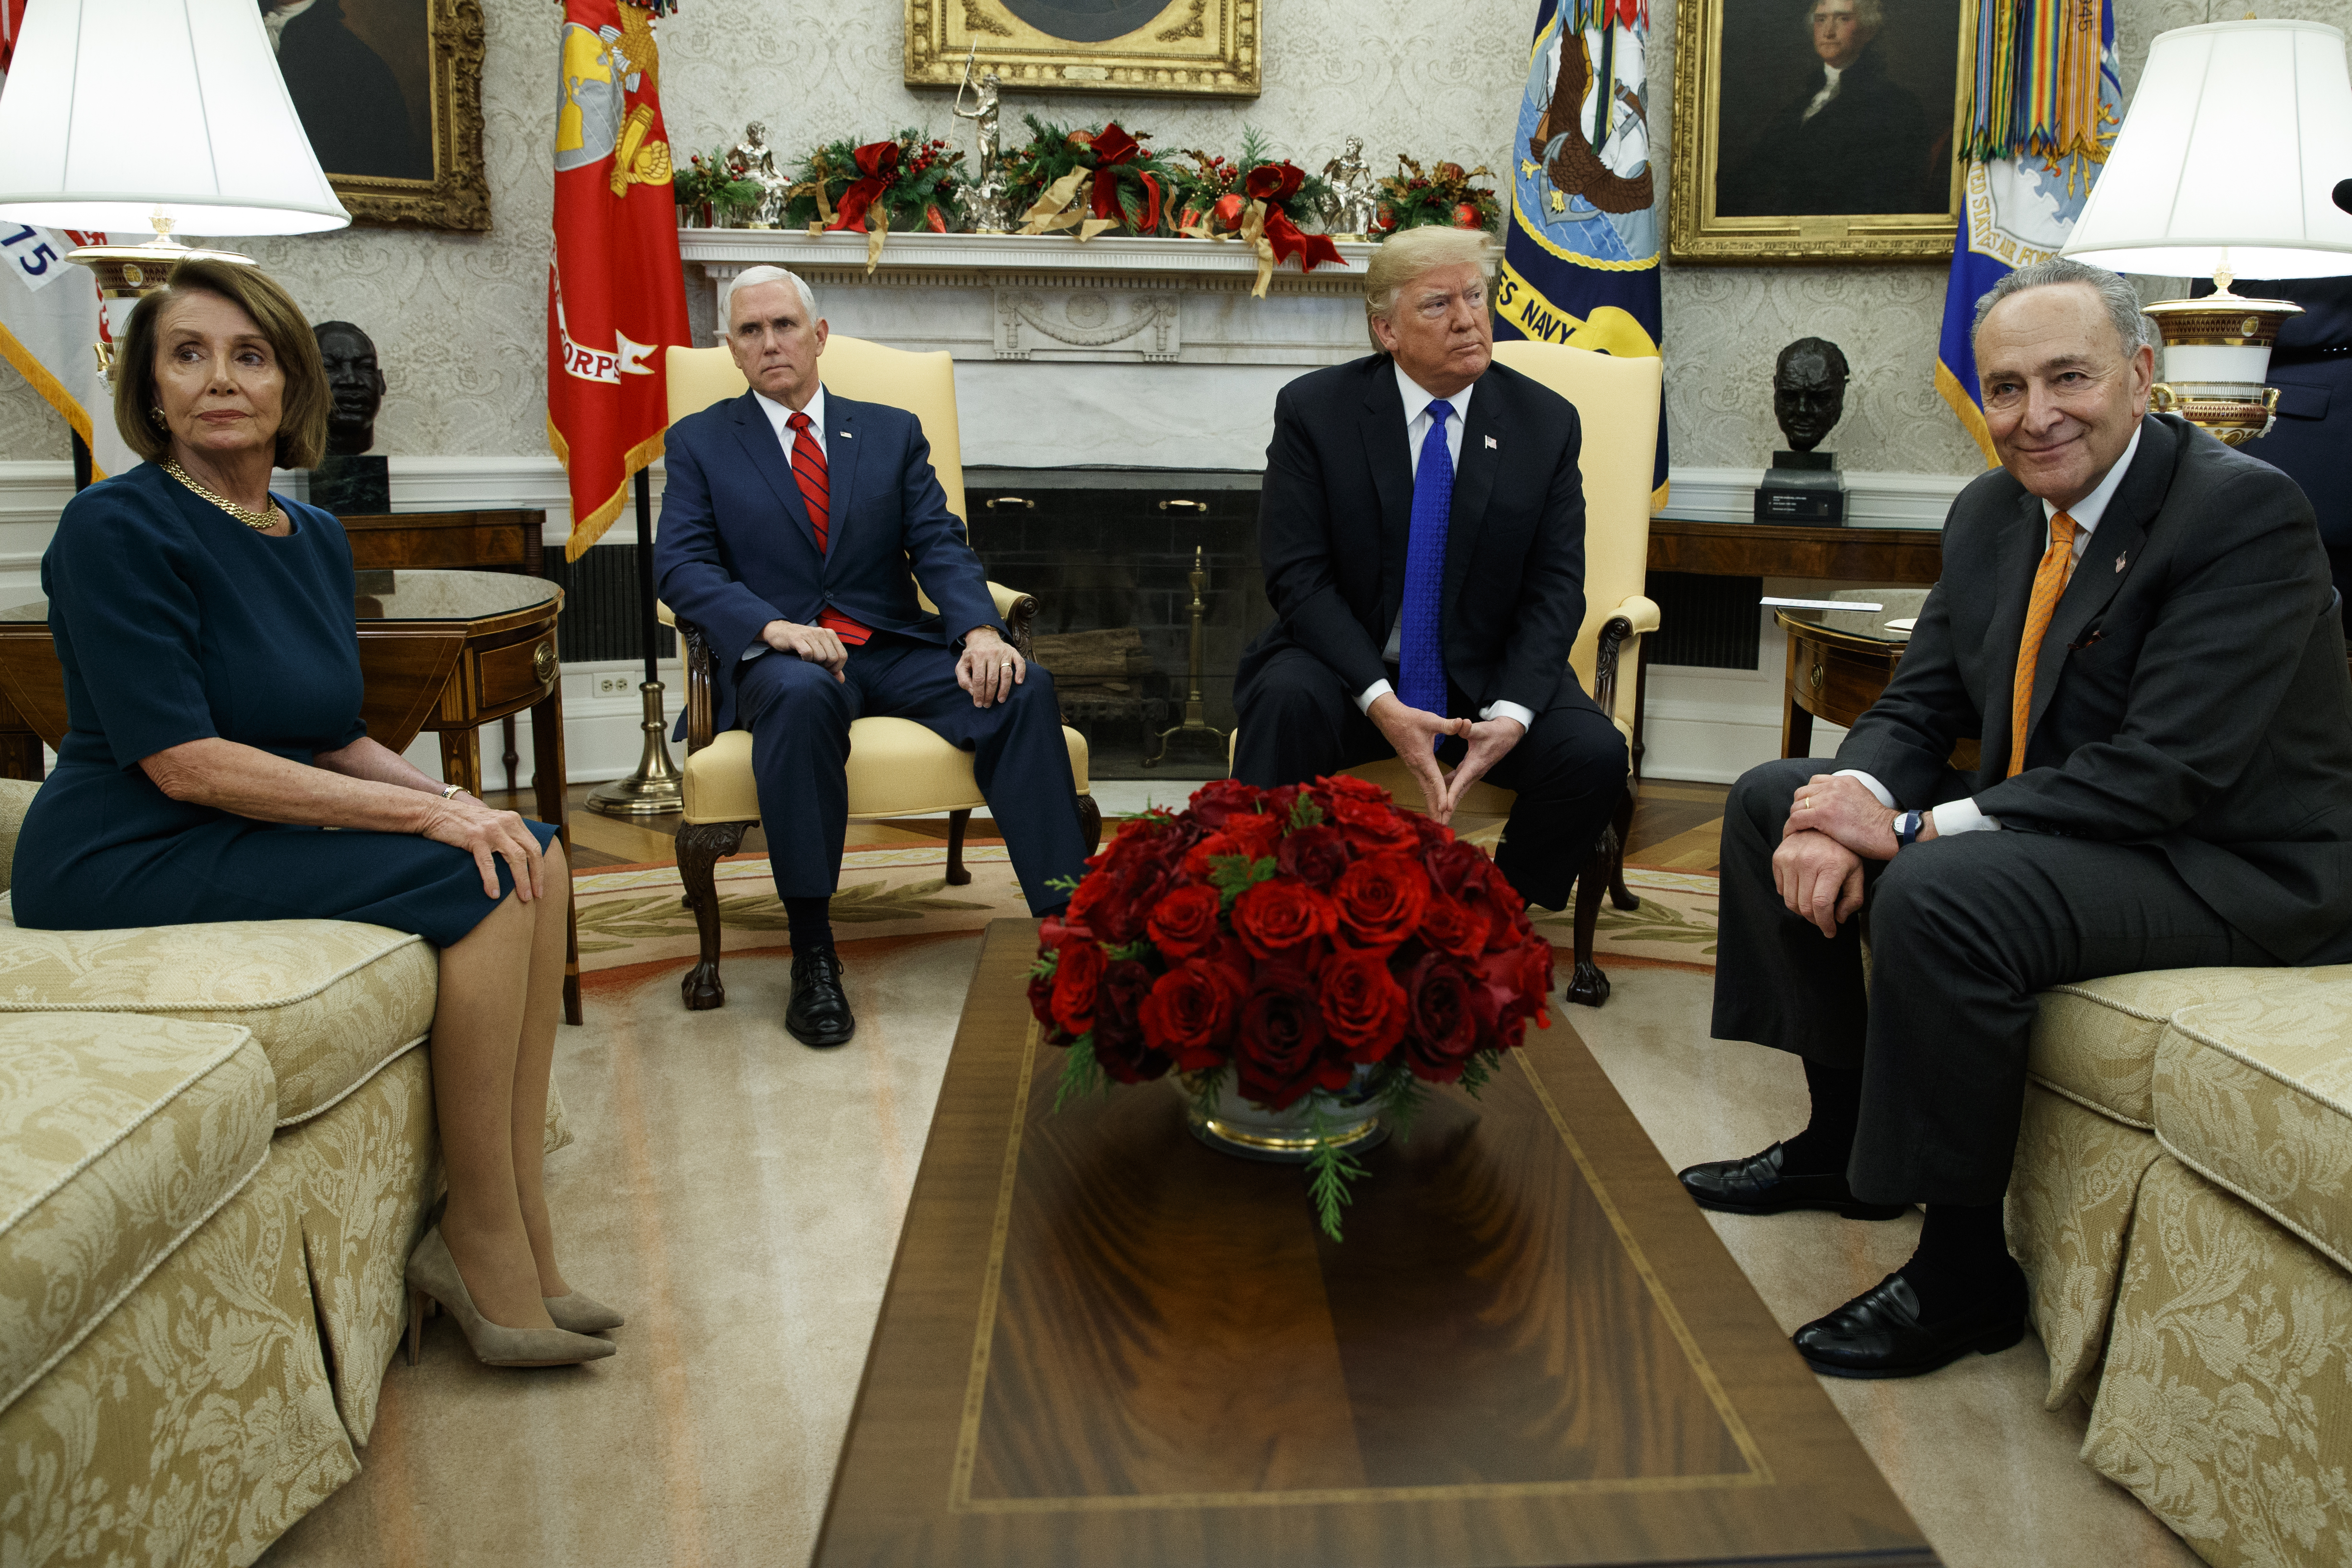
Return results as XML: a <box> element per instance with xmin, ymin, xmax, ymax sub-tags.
<box><xmin>660</xmin><ymin>337</ymin><xmax>1102</xmax><ymax>1012</ymax></box>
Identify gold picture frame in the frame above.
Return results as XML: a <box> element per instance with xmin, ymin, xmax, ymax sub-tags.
<box><xmin>905</xmin><ymin>0</ymin><xmax>1260</xmax><ymax>99</ymax></box>
<box><xmin>1668</xmin><ymin>0</ymin><xmax>1973</xmax><ymax>263</ymax></box>
<box><xmin>269</xmin><ymin>0</ymin><xmax>490</xmax><ymax>231</ymax></box>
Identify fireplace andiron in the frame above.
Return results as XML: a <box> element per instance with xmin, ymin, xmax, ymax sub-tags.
<box><xmin>1143</xmin><ymin>545</ymin><xmax>1229</xmax><ymax>768</ymax></box>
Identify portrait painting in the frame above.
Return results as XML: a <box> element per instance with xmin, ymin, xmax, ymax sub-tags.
<box><xmin>904</xmin><ymin>0</ymin><xmax>1260</xmax><ymax>98</ymax></box>
<box><xmin>1668</xmin><ymin>0</ymin><xmax>1969</xmax><ymax>262</ymax></box>
<box><xmin>261</xmin><ymin>0</ymin><xmax>490</xmax><ymax>230</ymax></box>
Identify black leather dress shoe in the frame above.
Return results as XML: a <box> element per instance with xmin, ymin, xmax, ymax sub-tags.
<box><xmin>1677</xmin><ymin>1141</ymin><xmax>1909</xmax><ymax>1219</ymax></box>
<box><xmin>785</xmin><ymin>948</ymin><xmax>855</xmax><ymax>1049</ymax></box>
<box><xmin>1792</xmin><ymin>1269</ymin><xmax>2027</xmax><ymax>1379</ymax></box>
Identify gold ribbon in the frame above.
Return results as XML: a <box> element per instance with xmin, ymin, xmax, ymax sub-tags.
<box><xmin>863</xmin><ymin>208</ymin><xmax>887</xmax><ymax>273</ymax></box>
<box><xmin>1239</xmin><ymin>197</ymin><xmax>1274</xmax><ymax>298</ymax></box>
<box><xmin>1017</xmin><ymin>170</ymin><xmax>1116</xmax><ymax>241</ymax></box>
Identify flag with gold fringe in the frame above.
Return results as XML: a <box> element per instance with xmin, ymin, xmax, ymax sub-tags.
<box><xmin>1935</xmin><ymin>0</ymin><xmax>2122</xmax><ymax>462</ymax></box>
<box><xmin>546</xmin><ymin>0</ymin><xmax>691</xmax><ymax>560</ymax></box>
<box><xmin>1495</xmin><ymin>0</ymin><xmax>1667</xmax><ymax>507</ymax></box>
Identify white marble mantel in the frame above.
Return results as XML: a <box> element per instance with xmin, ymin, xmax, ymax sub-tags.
<box><xmin>677</xmin><ymin>228</ymin><xmax>1381</xmax><ymax>468</ymax></box>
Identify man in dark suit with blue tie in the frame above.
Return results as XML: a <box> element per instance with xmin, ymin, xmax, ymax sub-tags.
<box><xmin>1231</xmin><ymin>226</ymin><xmax>1629</xmax><ymax>918</ymax></box>
<box><xmin>655</xmin><ymin>266</ymin><xmax>1091</xmax><ymax>1048</ymax></box>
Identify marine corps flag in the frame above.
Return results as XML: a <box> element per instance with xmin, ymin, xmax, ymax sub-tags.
<box><xmin>1495</xmin><ymin>0</ymin><xmax>1668</xmax><ymax>506</ymax></box>
<box><xmin>547</xmin><ymin>0</ymin><xmax>690</xmax><ymax>560</ymax></box>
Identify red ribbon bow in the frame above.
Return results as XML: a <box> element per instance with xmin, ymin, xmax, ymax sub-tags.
<box><xmin>1244</xmin><ymin>161</ymin><xmax>1305</xmax><ymax>203</ymax></box>
<box><xmin>829</xmin><ymin>139</ymin><xmax>903</xmax><ymax>232</ymax></box>
<box><xmin>1084</xmin><ymin>123</ymin><xmax>1159</xmax><ymax>232</ymax></box>
<box><xmin>1262</xmin><ymin>208</ymin><xmax>1342</xmax><ymax>274</ymax></box>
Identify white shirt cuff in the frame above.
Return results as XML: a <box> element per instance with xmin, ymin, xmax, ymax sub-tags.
<box><xmin>1480</xmin><ymin>700</ymin><xmax>1536</xmax><ymax>731</ymax></box>
<box><xmin>1834</xmin><ymin>769</ymin><xmax>1894</xmax><ymax>808</ymax></box>
<box><xmin>1930</xmin><ymin>799</ymin><xmax>2001</xmax><ymax>837</ymax></box>
<box><xmin>1356</xmin><ymin>678</ymin><xmax>1394</xmax><ymax>715</ymax></box>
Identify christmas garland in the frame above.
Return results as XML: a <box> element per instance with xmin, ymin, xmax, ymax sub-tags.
<box><xmin>1165</xmin><ymin>129</ymin><xmax>1331</xmax><ymax>237</ymax></box>
<box><xmin>1003</xmin><ymin>116</ymin><xmax>1176</xmax><ymax>239</ymax></box>
<box><xmin>782</xmin><ymin>129</ymin><xmax>965</xmax><ymax>269</ymax></box>
<box><xmin>674</xmin><ymin>146</ymin><xmax>765</xmax><ymax>225</ymax></box>
<box><xmin>1374</xmin><ymin>156</ymin><xmax>1502</xmax><ymax>236</ymax></box>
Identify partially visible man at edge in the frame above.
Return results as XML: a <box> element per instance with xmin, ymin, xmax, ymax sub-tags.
<box><xmin>1680</xmin><ymin>257</ymin><xmax>2352</xmax><ymax>1380</ymax></box>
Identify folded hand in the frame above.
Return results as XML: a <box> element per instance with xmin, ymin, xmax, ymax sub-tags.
<box><xmin>1367</xmin><ymin>693</ymin><xmax>1472</xmax><ymax>821</ymax></box>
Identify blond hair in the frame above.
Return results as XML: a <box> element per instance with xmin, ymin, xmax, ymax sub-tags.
<box><xmin>1364</xmin><ymin>227</ymin><xmax>1499</xmax><ymax>348</ymax></box>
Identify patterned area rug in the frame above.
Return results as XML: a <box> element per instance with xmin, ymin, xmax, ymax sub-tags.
<box><xmin>573</xmin><ymin>848</ymin><xmax>1718</xmax><ymax>976</ymax></box>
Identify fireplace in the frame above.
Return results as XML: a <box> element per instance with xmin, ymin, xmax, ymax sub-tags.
<box><xmin>963</xmin><ymin>467</ymin><xmax>1267</xmax><ymax>778</ymax></box>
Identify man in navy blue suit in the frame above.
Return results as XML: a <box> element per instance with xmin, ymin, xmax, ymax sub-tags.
<box><xmin>655</xmin><ymin>266</ymin><xmax>1090</xmax><ymax>1048</ymax></box>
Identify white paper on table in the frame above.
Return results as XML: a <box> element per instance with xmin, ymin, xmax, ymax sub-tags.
<box><xmin>1883</xmin><ymin>617</ymin><xmax>1918</xmax><ymax>632</ymax></box>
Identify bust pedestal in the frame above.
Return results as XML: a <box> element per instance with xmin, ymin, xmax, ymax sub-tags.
<box><xmin>1753</xmin><ymin>450</ymin><xmax>1845</xmax><ymax>526</ymax></box>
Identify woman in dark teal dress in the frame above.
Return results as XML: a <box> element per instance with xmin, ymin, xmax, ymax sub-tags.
<box><xmin>18</xmin><ymin>259</ymin><xmax>616</xmax><ymax>1369</ymax></box>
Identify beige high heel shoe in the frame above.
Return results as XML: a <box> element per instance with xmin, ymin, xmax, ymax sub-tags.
<box><xmin>405</xmin><ymin>1228</ymin><xmax>615</xmax><ymax>1368</ymax></box>
<box><xmin>543</xmin><ymin>1291</ymin><xmax>625</xmax><ymax>1333</ymax></box>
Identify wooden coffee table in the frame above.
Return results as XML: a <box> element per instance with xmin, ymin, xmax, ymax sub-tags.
<box><xmin>815</xmin><ymin>923</ymin><xmax>1938</xmax><ymax>1568</ymax></box>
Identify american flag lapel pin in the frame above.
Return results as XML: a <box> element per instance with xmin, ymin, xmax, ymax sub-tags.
<box><xmin>1483</xmin><ymin>435</ymin><xmax>1498</xmax><ymax>449</ymax></box>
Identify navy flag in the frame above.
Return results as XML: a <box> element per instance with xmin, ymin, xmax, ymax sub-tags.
<box><xmin>1495</xmin><ymin>0</ymin><xmax>1667</xmax><ymax>506</ymax></box>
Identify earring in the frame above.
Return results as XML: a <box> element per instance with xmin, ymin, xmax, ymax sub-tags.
<box><xmin>149</xmin><ymin>406</ymin><xmax>166</xmax><ymax>427</ymax></box>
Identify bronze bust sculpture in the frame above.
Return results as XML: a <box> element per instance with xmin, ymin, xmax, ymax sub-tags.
<box><xmin>314</xmin><ymin>320</ymin><xmax>386</xmax><ymax>458</ymax></box>
<box><xmin>1773</xmin><ymin>336</ymin><xmax>1850</xmax><ymax>453</ymax></box>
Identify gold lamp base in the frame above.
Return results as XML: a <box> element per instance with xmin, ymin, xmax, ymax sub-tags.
<box><xmin>63</xmin><ymin>211</ymin><xmax>256</xmax><ymax>384</ymax></box>
<box><xmin>2142</xmin><ymin>278</ymin><xmax>2304</xmax><ymax>448</ymax></box>
<box><xmin>586</xmin><ymin>681</ymin><xmax>684</xmax><ymax>817</ymax></box>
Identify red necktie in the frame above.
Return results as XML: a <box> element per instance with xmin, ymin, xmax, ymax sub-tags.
<box><xmin>786</xmin><ymin>410</ymin><xmax>869</xmax><ymax>646</ymax></box>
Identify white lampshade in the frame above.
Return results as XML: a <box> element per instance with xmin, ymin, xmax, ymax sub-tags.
<box><xmin>0</xmin><ymin>0</ymin><xmax>348</xmax><ymax>237</ymax></box>
<box><xmin>2062</xmin><ymin>19</ymin><xmax>2352</xmax><ymax>280</ymax></box>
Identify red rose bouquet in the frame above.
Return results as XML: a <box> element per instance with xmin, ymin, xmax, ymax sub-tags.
<box><xmin>1030</xmin><ymin>776</ymin><xmax>1554</xmax><ymax>1238</ymax></box>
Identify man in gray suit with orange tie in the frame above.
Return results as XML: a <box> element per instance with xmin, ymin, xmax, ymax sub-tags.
<box><xmin>1683</xmin><ymin>257</ymin><xmax>2352</xmax><ymax>1379</ymax></box>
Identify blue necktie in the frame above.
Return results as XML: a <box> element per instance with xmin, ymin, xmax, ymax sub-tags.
<box><xmin>1398</xmin><ymin>400</ymin><xmax>1454</xmax><ymax>741</ymax></box>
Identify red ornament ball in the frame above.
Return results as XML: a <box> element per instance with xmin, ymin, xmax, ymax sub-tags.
<box><xmin>1452</xmin><ymin>202</ymin><xmax>1481</xmax><ymax>229</ymax></box>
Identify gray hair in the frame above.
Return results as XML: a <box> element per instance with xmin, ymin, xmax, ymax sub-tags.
<box><xmin>1364</xmin><ymin>226</ymin><xmax>1499</xmax><ymax>348</ymax></box>
<box><xmin>718</xmin><ymin>265</ymin><xmax>817</xmax><ymax>331</ymax></box>
<box><xmin>1810</xmin><ymin>0</ymin><xmax>1884</xmax><ymax>30</ymax></box>
<box><xmin>1970</xmin><ymin>257</ymin><xmax>2156</xmax><ymax>356</ymax></box>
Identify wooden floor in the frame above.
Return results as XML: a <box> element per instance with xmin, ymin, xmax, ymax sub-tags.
<box><xmin>498</xmin><ymin>776</ymin><xmax>1732</xmax><ymax>875</ymax></box>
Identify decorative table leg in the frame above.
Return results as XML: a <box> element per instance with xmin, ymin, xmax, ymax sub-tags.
<box><xmin>677</xmin><ymin>821</ymin><xmax>750</xmax><ymax>1010</ymax></box>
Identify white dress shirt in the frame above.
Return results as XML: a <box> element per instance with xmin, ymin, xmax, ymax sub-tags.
<box><xmin>1839</xmin><ymin>425</ymin><xmax>2143</xmax><ymax>837</ymax></box>
<box><xmin>755</xmin><ymin>383</ymin><xmax>826</xmax><ymax>463</ymax></box>
<box><xmin>262</xmin><ymin>0</ymin><xmax>316</xmax><ymax>52</ymax></box>
<box><xmin>740</xmin><ymin>385</ymin><xmax>829</xmax><ymax>660</ymax></box>
<box><xmin>1801</xmin><ymin>63</ymin><xmax>1844</xmax><ymax>124</ymax></box>
<box><xmin>1354</xmin><ymin>366</ymin><xmax>1539</xmax><ymax>732</ymax></box>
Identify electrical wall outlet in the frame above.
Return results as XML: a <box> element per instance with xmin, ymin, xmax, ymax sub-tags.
<box><xmin>593</xmin><ymin>672</ymin><xmax>635</xmax><ymax>698</ymax></box>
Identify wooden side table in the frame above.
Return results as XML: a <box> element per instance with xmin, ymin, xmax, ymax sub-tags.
<box><xmin>1775</xmin><ymin>587</ymin><xmax>1982</xmax><ymax>774</ymax></box>
<box><xmin>0</xmin><ymin>569</ymin><xmax>582</xmax><ymax>1024</ymax></box>
<box><xmin>343</xmin><ymin>508</ymin><xmax>549</xmax><ymax>795</ymax></box>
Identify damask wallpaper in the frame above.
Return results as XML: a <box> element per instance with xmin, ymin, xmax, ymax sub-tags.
<box><xmin>0</xmin><ymin>0</ymin><xmax>2332</xmax><ymax>478</ymax></box>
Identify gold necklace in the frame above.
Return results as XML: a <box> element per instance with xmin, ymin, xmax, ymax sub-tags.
<box><xmin>163</xmin><ymin>459</ymin><xmax>283</xmax><ymax>533</ymax></box>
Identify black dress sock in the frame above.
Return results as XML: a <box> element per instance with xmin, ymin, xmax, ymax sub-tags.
<box><xmin>785</xmin><ymin>896</ymin><xmax>834</xmax><ymax>955</ymax></box>
<box><xmin>1779</xmin><ymin>1058</ymin><xmax>1865</xmax><ymax>1174</ymax></box>
<box><xmin>1900</xmin><ymin>1202</ymin><xmax>2020</xmax><ymax>1322</ymax></box>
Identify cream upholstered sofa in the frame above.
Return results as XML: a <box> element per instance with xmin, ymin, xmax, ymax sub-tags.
<box><xmin>2009</xmin><ymin>965</ymin><xmax>2352</xmax><ymax>1564</ymax></box>
<box><xmin>0</xmin><ymin>775</ymin><xmax>568</xmax><ymax>1565</ymax></box>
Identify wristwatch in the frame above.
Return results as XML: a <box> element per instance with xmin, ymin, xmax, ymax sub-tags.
<box><xmin>1893</xmin><ymin>809</ymin><xmax>1926</xmax><ymax>847</ymax></box>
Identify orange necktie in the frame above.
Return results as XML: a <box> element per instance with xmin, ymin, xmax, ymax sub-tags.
<box><xmin>2006</xmin><ymin>509</ymin><xmax>2079</xmax><ymax>778</ymax></box>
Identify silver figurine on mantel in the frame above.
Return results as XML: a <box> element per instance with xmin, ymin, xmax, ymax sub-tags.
<box><xmin>726</xmin><ymin>122</ymin><xmax>791</xmax><ymax>228</ymax></box>
<box><xmin>953</xmin><ymin>44</ymin><xmax>1013</xmax><ymax>234</ymax></box>
<box><xmin>1320</xmin><ymin>136</ymin><xmax>1378</xmax><ymax>241</ymax></box>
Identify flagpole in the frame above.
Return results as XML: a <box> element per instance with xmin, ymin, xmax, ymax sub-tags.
<box><xmin>70</xmin><ymin>430</ymin><xmax>90</xmax><ymax>493</ymax></box>
<box><xmin>585</xmin><ymin>467</ymin><xmax>684</xmax><ymax>816</ymax></box>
